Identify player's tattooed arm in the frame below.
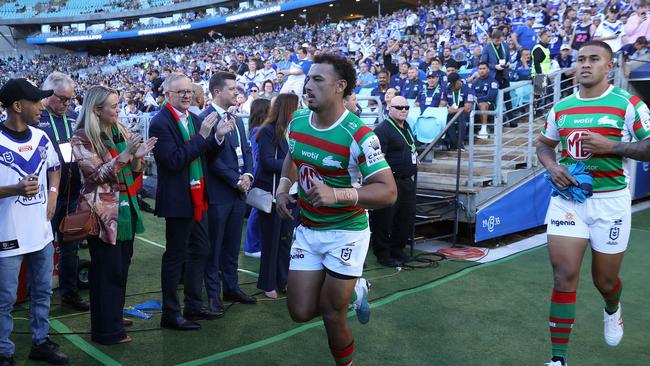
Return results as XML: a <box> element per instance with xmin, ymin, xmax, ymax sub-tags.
<box><xmin>611</xmin><ymin>139</ymin><xmax>650</xmax><ymax>162</ymax></box>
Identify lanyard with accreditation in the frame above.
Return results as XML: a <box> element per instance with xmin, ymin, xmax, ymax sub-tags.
<box><xmin>387</xmin><ymin>117</ymin><xmax>418</xmax><ymax>165</ymax></box>
<box><xmin>48</xmin><ymin>111</ymin><xmax>74</xmax><ymax>163</ymax></box>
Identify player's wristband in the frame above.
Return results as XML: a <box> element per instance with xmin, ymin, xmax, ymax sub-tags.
<box><xmin>333</xmin><ymin>188</ymin><xmax>358</xmax><ymax>206</ymax></box>
<box><xmin>276</xmin><ymin>177</ymin><xmax>293</xmax><ymax>197</ymax></box>
<box><xmin>49</xmin><ymin>187</ymin><xmax>58</xmax><ymax>194</ymax></box>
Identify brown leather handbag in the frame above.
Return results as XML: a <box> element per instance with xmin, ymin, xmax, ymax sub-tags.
<box><xmin>58</xmin><ymin>147</ymin><xmax>99</xmax><ymax>242</ymax></box>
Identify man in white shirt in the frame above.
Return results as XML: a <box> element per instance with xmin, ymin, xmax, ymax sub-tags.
<box><xmin>594</xmin><ymin>4</ymin><xmax>625</xmax><ymax>53</ymax></box>
<box><xmin>0</xmin><ymin>78</ymin><xmax>68</xmax><ymax>365</ymax></box>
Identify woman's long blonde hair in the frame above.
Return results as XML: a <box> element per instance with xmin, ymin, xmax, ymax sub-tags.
<box><xmin>75</xmin><ymin>85</ymin><xmax>126</xmax><ymax>157</ymax></box>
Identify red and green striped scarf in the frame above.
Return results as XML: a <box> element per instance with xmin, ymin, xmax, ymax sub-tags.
<box><xmin>104</xmin><ymin>126</ymin><xmax>145</xmax><ymax>241</ymax></box>
<box><xmin>166</xmin><ymin>103</ymin><xmax>208</xmax><ymax>221</ymax></box>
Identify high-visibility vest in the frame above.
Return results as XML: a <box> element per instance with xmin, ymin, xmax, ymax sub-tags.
<box><xmin>531</xmin><ymin>44</ymin><xmax>551</xmax><ymax>76</ymax></box>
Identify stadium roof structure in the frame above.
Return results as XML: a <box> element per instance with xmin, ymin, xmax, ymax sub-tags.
<box><xmin>14</xmin><ymin>0</ymin><xmax>415</xmax><ymax>54</ymax></box>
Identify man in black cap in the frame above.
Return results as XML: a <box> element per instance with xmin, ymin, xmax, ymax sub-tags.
<box><xmin>0</xmin><ymin>78</ymin><xmax>69</xmax><ymax>365</ymax></box>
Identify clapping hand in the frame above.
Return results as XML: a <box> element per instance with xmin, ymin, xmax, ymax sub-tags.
<box><xmin>134</xmin><ymin>137</ymin><xmax>157</xmax><ymax>159</ymax></box>
<box><xmin>199</xmin><ymin>112</ymin><xmax>219</xmax><ymax>139</ymax></box>
<box><xmin>126</xmin><ymin>133</ymin><xmax>142</xmax><ymax>155</ymax></box>
<box><xmin>215</xmin><ymin>113</ymin><xmax>236</xmax><ymax>139</ymax></box>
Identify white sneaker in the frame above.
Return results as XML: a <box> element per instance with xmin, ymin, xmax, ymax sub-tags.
<box><xmin>477</xmin><ymin>126</ymin><xmax>489</xmax><ymax>140</ymax></box>
<box><xmin>351</xmin><ymin>278</ymin><xmax>370</xmax><ymax>324</ymax></box>
<box><xmin>244</xmin><ymin>251</ymin><xmax>261</xmax><ymax>258</ymax></box>
<box><xmin>603</xmin><ymin>304</ymin><xmax>624</xmax><ymax>346</ymax></box>
<box><xmin>545</xmin><ymin>361</ymin><xmax>566</xmax><ymax>366</ymax></box>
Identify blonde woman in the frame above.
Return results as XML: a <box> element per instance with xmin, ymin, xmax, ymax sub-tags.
<box><xmin>71</xmin><ymin>85</ymin><xmax>156</xmax><ymax>345</ymax></box>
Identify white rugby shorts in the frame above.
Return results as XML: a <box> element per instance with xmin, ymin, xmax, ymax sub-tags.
<box><xmin>545</xmin><ymin>189</ymin><xmax>631</xmax><ymax>254</ymax></box>
<box><xmin>289</xmin><ymin>225</ymin><xmax>370</xmax><ymax>278</ymax></box>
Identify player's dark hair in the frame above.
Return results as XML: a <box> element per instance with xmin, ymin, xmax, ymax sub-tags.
<box><xmin>208</xmin><ymin>72</ymin><xmax>236</xmax><ymax>95</ymax></box>
<box><xmin>579</xmin><ymin>40</ymin><xmax>614</xmax><ymax>60</ymax></box>
<box><xmin>313</xmin><ymin>54</ymin><xmax>356</xmax><ymax>97</ymax></box>
<box><xmin>478</xmin><ymin>62</ymin><xmax>489</xmax><ymax>68</ymax></box>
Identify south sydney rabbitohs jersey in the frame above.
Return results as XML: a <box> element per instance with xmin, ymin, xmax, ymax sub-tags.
<box><xmin>288</xmin><ymin>109</ymin><xmax>390</xmax><ymax>231</ymax></box>
<box><xmin>0</xmin><ymin>127</ymin><xmax>60</xmax><ymax>257</ymax></box>
<box><xmin>541</xmin><ymin>86</ymin><xmax>650</xmax><ymax>192</ymax></box>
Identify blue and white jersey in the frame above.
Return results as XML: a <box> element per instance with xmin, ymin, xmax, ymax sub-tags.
<box><xmin>287</xmin><ymin>54</ymin><xmax>312</xmax><ymax>84</ymax></box>
<box><xmin>0</xmin><ymin>126</ymin><xmax>59</xmax><ymax>257</ymax></box>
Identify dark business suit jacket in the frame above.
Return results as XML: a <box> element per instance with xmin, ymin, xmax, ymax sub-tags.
<box><xmin>199</xmin><ymin>105</ymin><xmax>253</xmax><ymax>204</ymax></box>
<box><xmin>148</xmin><ymin>106</ymin><xmax>222</xmax><ymax>218</ymax></box>
<box><xmin>252</xmin><ymin>123</ymin><xmax>288</xmax><ymax>194</ymax></box>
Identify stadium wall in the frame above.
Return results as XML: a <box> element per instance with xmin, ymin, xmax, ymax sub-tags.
<box><xmin>0</xmin><ymin>26</ymin><xmax>73</xmax><ymax>58</ymax></box>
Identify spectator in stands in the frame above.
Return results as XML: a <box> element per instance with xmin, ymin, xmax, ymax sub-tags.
<box><xmin>0</xmin><ymin>78</ymin><xmax>68</xmax><ymax>366</ymax></box>
<box><xmin>371</xmin><ymin>69</ymin><xmax>391</xmax><ymax>106</ymax></box>
<box><xmin>473</xmin><ymin>62</ymin><xmax>499</xmax><ymax>140</ymax></box>
<box><xmin>557</xmin><ymin>44</ymin><xmax>575</xmax><ymax>97</ymax></box>
<box><xmin>259</xmin><ymin>60</ymin><xmax>277</xmax><ymax>86</ymax></box>
<box><xmin>36</xmin><ymin>72</ymin><xmax>89</xmax><ymax>313</ymax></box>
<box><xmin>594</xmin><ymin>4</ymin><xmax>625</xmax><ymax>53</ymax></box>
<box><xmin>623</xmin><ymin>1</ymin><xmax>650</xmax><ymax>45</ymax></box>
<box><xmin>200</xmin><ymin>72</ymin><xmax>257</xmax><ymax>314</ymax></box>
<box><xmin>239</xmin><ymin>59</ymin><xmax>262</xmax><ymax>90</ymax></box>
<box><xmin>512</xmin><ymin>48</ymin><xmax>533</xmax><ymax>81</ymax></box>
<box><xmin>235</xmin><ymin>53</ymin><xmax>248</xmax><ymax>76</ymax></box>
<box><xmin>241</xmin><ymin>84</ymin><xmax>259</xmax><ymax>115</ymax></box>
<box><xmin>72</xmin><ymin>85</ymin><xmax>156</xmax><ymax>345</ymax></box>
<box><xmin>513</xmin><ymin>16</ymin><xmax>538</xmax><ymax>51</ymax></box>
<box><xmin>621</xmin><ymin>36</ymin><xmax>649</xmax><ymax>60</ymax></box>
<box><xmin>150</xmin><ymin>69</ymin><xmax>163</xmax><ymax>97</ymax></box>
<box><xmin>388</xmin><ymin>62</ymin><xmax>409</xmax><ymax>94</ymax></box>
<box><xmin>370</xmin><ymin>95</ymin><xmax>417</xmax><ymax>267</ymax></box>
<box><xmin>279</xmin><ymin>47</ymin><xmax>312</xmax><ymax>96</ymax></box>
<box><xmin>254</xmin><ymin>93</ymin><xmax>299</xmax><ymax>299</ymax></box>
<box><xmin>384</xmin><ymin>88</ymin><xmax>397</xmax><ymax>108</ymax></box>
<box><xmin>401</xmin><ymin>67</ymin><xmax>424</xmax><ymax>100</ymax></box>
<box><xmin>415</xmin><ymin>73</ymin><xmax>447</xmax><ymax>111</ymax></box>
<box><xmin>260</xmin><ymin>80</ymin><xmax>278</xmax><ymax>101</ymax></box>
<box><xmin>243</xmin><ymin>98</ymin><xmax>271</xmax><ymax>259</ymax></box>
<box><xmin>344</xmin><ymin>92</ymin><xmax>362</xmax><ymax>118</ymax></box>
<box><xmin>570</xmin><ymin>8</ymin><xmax>595</xmax><ymax>54</ymax></box>
<box><xmin>357</xmin><ymin>63</ymin><xmax>377</xmax><ymax>88</ymax></box>
<box><xmin>149</xmin><ymin>73</ymin><xmax>234</xmax><ymax>331</ymax></box>
<box><xmin>444</xmin><ymin>72</ymin><xmax>474</xmax><ymax>151</ymax></box>
<box><xmin>189</xmin><ymin>83</ymin><xmax>205</xmax><ymax>115</ymax></box>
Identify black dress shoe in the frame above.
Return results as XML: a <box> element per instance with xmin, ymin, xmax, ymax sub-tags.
<box><xmin>391</xmin><ymin>250</ymin><xmax>412</xmax><ymax>263</ymax></box>
<box><xmin>223</xmin><ymin>290</ymin><xmax>257</xmax><ymax>304</ymax></box>
<box><xmin>160</xmin><ymin>316</ymin><xmax>201</xmax><ymax>330</ymax></box>
<box><xmin>377</xmin><ymin>257</ymin><xmax>400</xmax><ymax>267</ymax></box>
<box><xmin>61</xmin><ymin>294</ymin><xmax>90</xmax><ymax>311</ymax></box>
<box><xmin>208</xmin><ymin>297</ymin><xmax>225</xmax><ymax>317</ymax></box>
<box><xmin>0</xmin><ymin>355</ymin><xmax>15</xmax><ymax>366</ymax></box>
<box><xmin>183</xmin><ymin>307</ymin><xmax>222</xmax><ymax>321</ymax></box>
<box><xmin>28</xmin><ymin>338</ymin><xmax>69</xmax><ymax>365</ymax></box>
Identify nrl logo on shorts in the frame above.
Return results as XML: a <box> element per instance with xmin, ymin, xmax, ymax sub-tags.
<box><xmin>340</xmin><ymin>248</ymin><xmax>352</xmax><ymax>261</ymax></box>
<box><xmin>609</xmin><ymin>226</ymin><xmax>620</xmax><ymax>240</ymax></box>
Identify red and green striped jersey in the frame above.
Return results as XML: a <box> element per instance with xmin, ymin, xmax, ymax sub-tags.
<box><xmin>542</xmin><ymin>86</ymin><xmax>650</xmax><ymax>192</ymax></box>
<box><xmin>288</xmin><ymin>109</ymin><xmax>390</xmax><ymax>231</ymax></box>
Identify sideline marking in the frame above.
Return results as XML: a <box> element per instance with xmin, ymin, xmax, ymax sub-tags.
<box><xmin>50</xmin><ymin>320</ymin><xmax>121</xmax><ymax>366</ymax></box>
<box><xmin>177</xmin><ymin>245</ymin><xmax>546</xmax><ymax>366</ymax></box>
<box><xmin>135</xmin><ymin>236</ymin><xmax>259</xmax><ymax>277</ymax></box>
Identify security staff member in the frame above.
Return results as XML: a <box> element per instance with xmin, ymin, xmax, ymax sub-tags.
<box><xmin>400</xmin><ymin>67</ymin><xmax>425</xmax><ymax>100</ymax></box>
<box><xmin>369</xmin><ymin>96</ymin><xmax>417</xmax><ymax>267</ymax></box>
<box><xmin>415</xmin><ymin>72</ymin><xmax>447</xmax><ymax>112</ymax></box>
<box><xmin>37</xmin><ymin>72</ymin><xmax>89</xmax><ymax>311</ymax></box>
<box><xmin>532</xmin><ymin>28</ymin><xmax>552</xmax><ymax>78</ymax></box>
<box><xmin>472</xmin><ymin>62</ymin><xmax>499</xmax><ymax>140</ymax></box>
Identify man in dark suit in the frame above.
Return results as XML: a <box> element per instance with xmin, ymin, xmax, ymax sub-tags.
<box><xmin>200</xmin><ymin>72</ymin><xmax>257</xmax><ymax>313</ymax></box>
<box><xmin>149</xmin><ymin>73</ymin><xmax>235</xmax><ymax>330</ymax></box>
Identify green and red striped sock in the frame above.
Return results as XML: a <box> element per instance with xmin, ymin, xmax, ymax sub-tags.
<box><xmin>549</xmin><ymin>290</ymin><xmax>576</xmax><ymax>359</ymax></box>
<box><xmin>330</xmin><ymin>341</ymin><xmax>354</xmax><ymax>366</ymax></box>
<box><xmin>601</xmin><ymin>277</ymin><xmax>622</xmax><ymax>315</ymax></box>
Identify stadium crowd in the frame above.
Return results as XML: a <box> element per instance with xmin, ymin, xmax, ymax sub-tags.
<box><xmin>0</xmin><ymin>1</ymin><xmax>649</xmax><ymax>365</ymax></box>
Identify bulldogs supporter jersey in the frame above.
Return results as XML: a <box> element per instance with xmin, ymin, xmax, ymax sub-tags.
<box><xmin>288</xmin><ymin>109</ymin><xmax>389</xmax><ymax>231</ymax></box>
<box><xmin>542</xmin><ymin>86</ymin><xmax>650</xmax><ymax>192</ymax></box>
<box><xmin>0</xmin><ymin>126</ymin><xmax>60</xmax><ymax>257</ymax></box>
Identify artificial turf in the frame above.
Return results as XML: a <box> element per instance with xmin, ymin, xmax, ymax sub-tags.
<box><xmin>8</xmin><ymin>209</ymin><xmax>650</xmax><ymax>365</ymax></box>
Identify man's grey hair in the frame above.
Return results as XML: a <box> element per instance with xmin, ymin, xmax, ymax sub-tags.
<box><xmin>42</xmin><ymin>71</ymin><xmax>75</xmax><ymax>91</ymax></box>
<box><xmin>162</xmin><ymin>73</ymin><xmax>190</xmax><ymax>93</ymax></box>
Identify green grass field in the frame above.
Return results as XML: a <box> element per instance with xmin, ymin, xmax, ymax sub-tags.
<box><xmin>9</xmin><ymin>208</ymin><xmax>650</xmax><ymax>365</ymax></box>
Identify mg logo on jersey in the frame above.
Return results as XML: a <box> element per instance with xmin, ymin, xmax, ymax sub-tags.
<box><xmin>566</xmin><ymin>130</ymin><xmax>592</xmax><ymax>160</ymax></box>
<box><xmin>299</xmin><ymin>165</ymin><xmax>323</xmax><ymax>191</ymax></box>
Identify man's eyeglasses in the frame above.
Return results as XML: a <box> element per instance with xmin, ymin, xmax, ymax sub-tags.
<box><xmin>169</xmin><ymin>90</ymin><xmax>193</xmax><ymax>97</ymax></box>
<box><xmin>392</xmin><ymin>105</ymin><xmax>410</xmax><ymax>111</ymax></box>
<box><xmin>250</xmin><ymin>89</ymin><xmax>259</xmax><ymax>93</ymax></box>
<box><xmin>53</xmin><ymin>93</ymin><xmax>74</xmax><ymax>104</ymax></box>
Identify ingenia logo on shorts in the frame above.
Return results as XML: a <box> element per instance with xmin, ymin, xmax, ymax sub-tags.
<box><xmin>290</xmin><ymin>248</ymin><xmax>305</xmax><ymax>260</ymax></box>
<box><xmin>550</xmin><ymin>212</ymin><xmax>576</xmax><ymax>227</ymax></box>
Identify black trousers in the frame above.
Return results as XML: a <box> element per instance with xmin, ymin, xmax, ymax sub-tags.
<box><xmin>445</xmin><ymin>111</ymin><xmax>468</xmax><ymax>150</ymax></box>
<box><xmin>88</xmin><ymin>237</ymin><xmax>133</xmax><ymax>344</ymax></box>
<box><xmin>161</xmin><ymin>215</ymin><xmax>210</xmax><ymax>318</ymax></box>
<box><xmin>369</xmin><ymin>176</ymin><xmax>416</xmax><ymax>260</ymax></box>
<box><xmin>257</xmin><ymin>206</ymin><xmax>293</xmax><ymax>292</ymax></box>
<box><xmin>51</xmin><ymin>198</ymin><xmax>81</xmax><ymax>298</ymax></box>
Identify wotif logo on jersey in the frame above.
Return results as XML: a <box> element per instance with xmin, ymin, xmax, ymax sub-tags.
<box><xmin>566</xmin><ymin>130</ymin><xmax>592</xmax><ymax>160</ymax></box>
<box><xmin>299</xmin><ymin>165</ymin><xmax>323</xmax><ymax>191</ymax></box>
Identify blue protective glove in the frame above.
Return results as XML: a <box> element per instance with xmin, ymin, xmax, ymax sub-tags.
<box><xmin>544</xmin><ymin>161</ymin><xmax>593</xmax><ymax>203</ymax></box>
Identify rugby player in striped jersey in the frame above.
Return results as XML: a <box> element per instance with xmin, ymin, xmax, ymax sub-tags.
<box><xmin>536</xmin><ymin>40</ymin><xmax>650</xmax><ymax>366</ymax></box>
<box><xmin>275</xmin><ymin>54</ymin><xmax>397</xmax><ymax>366</ymax></box>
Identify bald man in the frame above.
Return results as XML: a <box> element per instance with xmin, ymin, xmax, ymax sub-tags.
<box><xmin>369</xmin><ymin>96</ymin><xmax>417</xmax><ymax>267</ymax></box>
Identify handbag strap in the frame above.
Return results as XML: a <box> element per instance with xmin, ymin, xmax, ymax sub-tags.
<box><xmin>272</xmin><ymin>146</ymin><xmax>277</xmax><ymax>197</ymax></box>
<box><xmin>61</xmin><ymin>144</ymin><xmax>97</xmax><ymax>221</ymax></box>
